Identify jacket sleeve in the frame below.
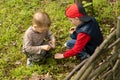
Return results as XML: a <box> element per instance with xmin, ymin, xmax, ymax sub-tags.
<box><xmin>47</xmin><ymin>30</ymin><xmax>55</xmax><ymax>41</ymax></box>
<box><xmin>22</xmin><ymin>32</ymin><xmax>42</xmax><ymax>54</ymax></box>
<box><xmin>63</xmin><ymin>33</ymin><xmax>91</xmax><ymax>58</ymax></box>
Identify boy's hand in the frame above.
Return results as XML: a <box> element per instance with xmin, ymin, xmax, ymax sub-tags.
<box><xmin>54</xmin><ymin>53</ymin><xmax>64</xmax><ymax>59</ymax></box>
<box><xmin>40</xmin><ymin>45</ymin><xmax>51</xmax><ymax>51</ymax></box>
<box><xmin>49</xmin><ymin>41</ymin><xmax>55</xmax><ymax>49</ymax></box>
<box><xmin>69</xmin><ymin>27</ymin><xmax>76</xmax><ymax>34</ymax></box>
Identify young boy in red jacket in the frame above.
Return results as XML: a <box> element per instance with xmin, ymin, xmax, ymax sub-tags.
<box><xmin>54</xmin><ymin>3</ymin><xmax>103</xmax><ymax>61</ymax></box>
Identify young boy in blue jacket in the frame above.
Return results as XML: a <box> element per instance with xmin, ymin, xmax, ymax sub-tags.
<box><xmin>54</xmin><ymin>3</ymin><xmax>103</xmax><ymax>60</ymax></box>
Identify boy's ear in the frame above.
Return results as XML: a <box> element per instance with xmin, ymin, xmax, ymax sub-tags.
<box><xmin>75</xmin><ymin>17</ymin><xmax>79</xmax><ymax>20</ymax></box>
<box><xmin>75</xmin><ymin>17</ymin><xmax>80</xmax><ymax>21</ymax></box>
<box><xmin>33</xmin><ymin>25</ymin><xmax>37</xmax><ymax>28</ymax></box>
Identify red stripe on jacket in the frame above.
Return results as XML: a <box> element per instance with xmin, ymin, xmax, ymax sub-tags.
<box><xmin>63</xmin><ymin>33</ymin><xmax>91</xmax><ymax>58</ymax></box>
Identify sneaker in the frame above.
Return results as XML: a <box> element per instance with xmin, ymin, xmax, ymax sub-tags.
<box><xmin>27</xmin><ymin>58</ymin><xmax>32</xmax><ymax>66</ymax></box>
<box><xmin>64</xmin><ymin>43</ymin><xmax>67</xmax><ymax>47</ymax></box>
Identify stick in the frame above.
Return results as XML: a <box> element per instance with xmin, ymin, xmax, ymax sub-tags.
<box><xmin>64</xmin><ymin>59</ymin><xmax>87</xmax><ymax>80</ymax></box>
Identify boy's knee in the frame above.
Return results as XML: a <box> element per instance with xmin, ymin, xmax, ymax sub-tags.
<box><xmin>65</xmin><ymin>40</ymin><xmax>76</xmax><ymax>49</ymax></box>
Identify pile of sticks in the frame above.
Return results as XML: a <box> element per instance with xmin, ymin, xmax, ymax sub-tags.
<box><xmin>65</xmin><ymin>17</ymin><xmax>120</xmax><ymax>80</ymax></box>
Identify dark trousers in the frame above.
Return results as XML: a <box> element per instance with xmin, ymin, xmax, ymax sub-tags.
<box><xmin>24</xmin><ymin>50</ymin><xmax>49</xmax><ymax>63</ymax></box>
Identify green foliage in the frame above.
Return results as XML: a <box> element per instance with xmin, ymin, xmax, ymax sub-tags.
<box><xmin>0</xmin><ymin>0</ymin><xmax>74</xmax><ymax>79</ymax></box>
<box><xmin>82</xmin><ymin>1</ymin><xmax>92</xmax><ymax>8</ymax></box>
<box><xmin>93</xmin><ymin>0</ymin><xmax>120</xmax><ymax>35</ymax></box>
<box><xmin>0</xmin><ymin>0</ymin><xmax>119</xmax><ymax>80</ymax></box>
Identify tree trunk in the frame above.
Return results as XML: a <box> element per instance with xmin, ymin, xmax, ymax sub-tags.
<box><xmin>74</xmin><ymin>0</ymin><xmax>82</xmax><ymax>4</ymax></box>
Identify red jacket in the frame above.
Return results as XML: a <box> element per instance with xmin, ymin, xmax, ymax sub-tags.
<box><xmin>63</xmin><ymin>33</ymin><xmax>91</xmax><ymax>58</ymax></box>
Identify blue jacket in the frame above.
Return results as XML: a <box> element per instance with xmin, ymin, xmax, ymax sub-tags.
<box><xmin>70</xmin><ymin>17</ymin><xmax>103</xmax><ymax>55</ymax></box>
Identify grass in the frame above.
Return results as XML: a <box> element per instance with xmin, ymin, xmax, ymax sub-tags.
<box><xmin>0</xmin><ymin>0</ymin><xmax>75</xmax><ymax>79</ymax></box>
<box><xmin>0</xmin><ymin>0</ymin><xmax>119</xmax><ymax>80</ymax></box>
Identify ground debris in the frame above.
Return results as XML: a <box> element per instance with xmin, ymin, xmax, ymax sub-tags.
<box><xmin>28</xmin><ymin>73</ymin><xmax>53</xmax><ymax>80</ymax></box>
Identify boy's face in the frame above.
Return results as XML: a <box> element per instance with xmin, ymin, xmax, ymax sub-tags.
<box><xmin>32</xmin><ymin>25</ymin><xmax>48</xmax><ymax>33</ymax></box>
<box><xmin>68</xmin><ymin>17</ymin><xmax>82</xmax><ymax>26</ymax></box>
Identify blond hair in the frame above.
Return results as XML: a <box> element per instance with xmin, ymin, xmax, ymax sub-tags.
<box><xmin>32</xmin><ymin>12</ymin><xmax>51</xmax><ymax>28</ymax></box>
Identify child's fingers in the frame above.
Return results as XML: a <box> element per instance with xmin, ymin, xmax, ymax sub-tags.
<box><xmin>49</xmin><ymin>41</ymin><xmax>55</xmax><ymax>48</ymax></box>
<box><xmin>70</xmin><ymin>27</ymin><xmax>75</xmax><ymax>31</ymax></box>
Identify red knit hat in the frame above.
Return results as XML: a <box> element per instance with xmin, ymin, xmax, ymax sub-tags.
<box><xmin>66</xmin><ymin>3</ymin><xmax>91</xmax><ymax>22</ymax></box>
<box><xmin>66</xmin><ymin>3</ymin><xmax>83</xmax><ymax>18</ymax></box>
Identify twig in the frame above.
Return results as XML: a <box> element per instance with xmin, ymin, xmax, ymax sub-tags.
<box><xmin>88</xmin><ymin>51</ymin><xmax>118</xmax><ymax>80</ymax></box>
<box><xmin>108</xmin><ymin>38</ymin><xmax>120</xmax><ymax>49</ymax></box>
<box><xmin>64</xmin><ymin>59</ymin><xmax>87</xmax><ymax>80</ymax></box>
<box><xmin>112</xmin><ymin>59</ymin><xmax>120</xmax><ymax>80</ymax></box>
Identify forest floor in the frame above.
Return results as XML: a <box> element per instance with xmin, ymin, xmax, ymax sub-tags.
<box><xmin>0</xmin><ymin>0</ymin><xmax>119</xmax><ymax>80</ymax></box>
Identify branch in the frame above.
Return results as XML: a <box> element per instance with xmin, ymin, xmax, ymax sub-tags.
<box><xmin>112</xmin><ymin>59</ymin><xmax>120</xmax><ymax>80</ymax></box>
<box><xmin>74</xmin><ymin>0</ymin><xmax>82</xmax><ymax>4</ymax></box>
<box><xmin>64</xmin><ymin>59</ymin><xmax>87</xmax><ymax>80</ymax></box>
<box><xmin>80</xmin><ymin>63</ymin><xmax>95</xmax><ymax>80</ymax></box>
<box><xmin>88</xmin><ymin>52</ymin><xmax>118</xmax><ymax>80</ymax></box>
<box><xmin>108</xmin><ymin>38</ymin><xmax>120</xmax><ymax>49</ymax></box>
